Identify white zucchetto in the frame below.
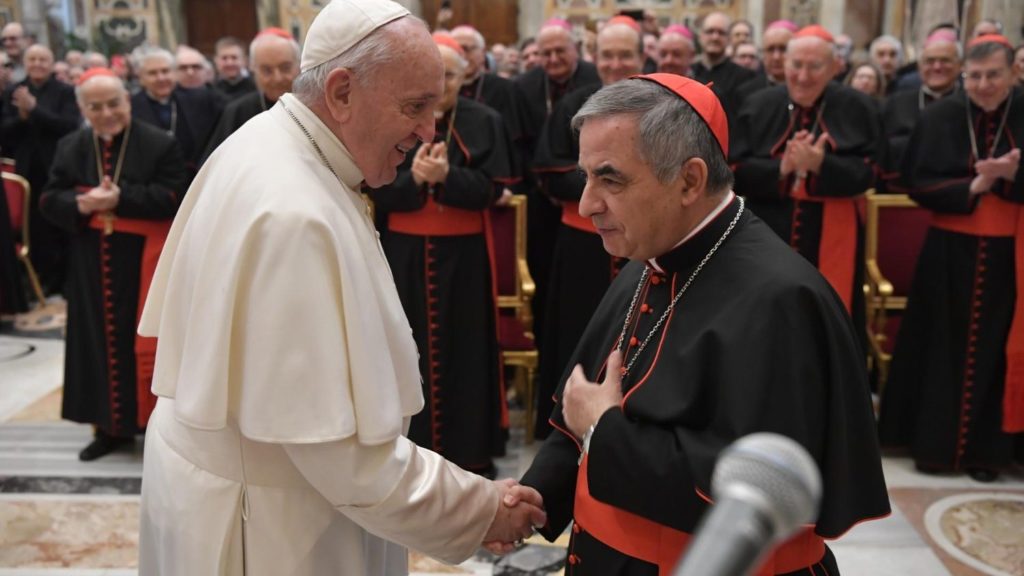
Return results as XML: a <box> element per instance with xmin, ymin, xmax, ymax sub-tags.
<box><xmin>300</xmin><ymin>0</ymin><xmax>410</xmax><ymax>73</ymax></box>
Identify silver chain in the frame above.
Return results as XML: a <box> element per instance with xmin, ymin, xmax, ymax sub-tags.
<box><xmin>615</xmin><ymin>197</ymin><xmax>745</xmax><ymax>377</ymax></box>
<box><xmin>280</xmin><ymin>99</ymin><xmax>342</xmax><ymax>183</ymax></box>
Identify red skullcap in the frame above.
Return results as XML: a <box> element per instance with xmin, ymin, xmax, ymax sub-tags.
<box><xmin>607</xmin><ymin>15</ymin><xmax>642</xmax><ymax>33</ymax></box>
<box><xmin>968</xmin><ymin>34</ymin><xmax>1013</xmax><ymax>49</ymax></box>
<box><xmin>432</xmin><ymin>32</ymin><xmax>465</xmax><ymax>58</ymax></box>
<box><xmin>76</xmin><ymin>67</ymin><xmax>118</xmax><ymax>86</ymax></box>
<box><xmin>662</xmin><ymin>24</ymin><xmax>693</xmax><ymax>41</ymax></box>
<box><xmin>766</xmin><ymin>20</ymin><xmax>799</xmax><ymax>33</ymax></box>
<box><xmin>794</xmin><ymin>25</ymin><xmax>835</xmax><ymax>44</ymax></box>
<box><xmin>257</xmin><ymin>27</ymin><xmax>293</xmax><ymax>40</ymax></box>
<box><xmin>634</xmin><ymin>73</ymin><xmax>729</xmax><ymax>158</ymax></box>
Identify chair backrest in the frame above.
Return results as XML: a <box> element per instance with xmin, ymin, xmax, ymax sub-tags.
<box><xmin>1</xmin><ymin>157</ymin><xmax>15</xmax><ymax>174</ymax></box>
<box><xmin>490</xmin><ymin>194</ymin><xmax>527</xmax><ymax>304</ymax></box>
<box><xmin>866</xmin><ymin>194</ymin><xmax>931</xmax><ymax>298</ymax></box>
<box><xmin>3</xmin><ymin>171</ymin><xmax>30</xmax><ymax>241</ymax></box>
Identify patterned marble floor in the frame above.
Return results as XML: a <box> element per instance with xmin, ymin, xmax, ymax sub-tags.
<box><xmin>2</xmin><ymin>329</ymin><xmax>1023</xmax><ymax>576</ymax></box>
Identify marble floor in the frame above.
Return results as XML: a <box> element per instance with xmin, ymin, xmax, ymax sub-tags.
<box><xmin>2</xmin><ymin>325</ymin><xmax>1023</xmax><ymax>576</ymax></box>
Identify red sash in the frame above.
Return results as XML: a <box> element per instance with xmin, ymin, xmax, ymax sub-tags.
<box><xmin>388</xmin><ymin>196</ymin><xmax>484</xmax><ymax>236</ymax></box>
<box><xmin>561</xmin><ymin>201</ymin><xmax>598</xmax><ymax>234</ymax></box>
<box><xmin>931</xmin><ymin>194</ymin><xmax>1024</xmax><ymax>433</ymax></box>
<box><xmin>791</xmin><ymin>182</ymin><xmax>863</xmax><ymax>313</ymax></box>
<box><xmin>573</xmin><ymin>454</ymin><xmax>825</xmax><ymax>576</ymax></box>
<box><xmin>87</xmin><ymin>213</ymin><xmax>170</xmax><ymax>428</ymax></box>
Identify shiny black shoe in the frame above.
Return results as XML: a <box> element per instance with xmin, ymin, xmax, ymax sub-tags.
<box><xmin>78</xmin><ymin>434</ymin><xmax>132</xmax><ymax>461</ymax></box>
<box><xmin>967</xmin><ymin>468</ymin><xmax>999</xmax><ymax>483</ymax></box>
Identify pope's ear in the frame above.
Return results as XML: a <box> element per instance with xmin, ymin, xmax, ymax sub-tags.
<box><xmin>678</xmin><ymin>157</ymin><xmax>709</xmax><ymax>207</ymax></box>
<box><xmin>323</xmin><ymin>67</ymin><xmax>355</xmax><ymax>122</ymax></box>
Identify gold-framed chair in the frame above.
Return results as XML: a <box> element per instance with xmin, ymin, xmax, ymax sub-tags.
<box><xmin>490</xmin><ymin>194</ymin><xmax>539</xmax><ymax>443</ymax></box>
<box><xmin>863</xmin><ymin>192</ymin><xmax>931</xmax><ymax>393</ymax></box>
<box><xmin>3</xmin><ymin>170</ymin><xmax>47</xmax><ymax>307</ymax></box>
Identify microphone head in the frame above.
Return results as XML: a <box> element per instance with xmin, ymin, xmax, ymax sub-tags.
<box><xmin>710</xmin><ymin>432</ymin><xmax>822</xmax><ymax>541</ymax></box>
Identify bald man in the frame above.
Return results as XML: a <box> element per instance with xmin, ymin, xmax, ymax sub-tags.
<box><xmin>202</xmin><ymin>30</ymin><xmax>301</xmax><ymax>161</ymax></box>
<box><xmin>41</xmin><ymin>69</ymin><xmax>188</xmax><ymax>461</ymax></box>
<box><xmin>532</xmin><ymin>19</ymin><xmax>642</xmax><ymax>439</ymax></box>
<box><xmin>736</xmin><ymin>22</ymin><xmax>794</xmax><ymax>105</ymax></box>
<box><xmin>515</xmin><ymin>21</ymin><xmax>600</xmax><ymax>355</ymax></box>
<box><xmin>882</xmin><ymin>33</ymin><xmax>962</xmax><ymax>191</ymax></box>
<box><xmin>732</xmin><ymin>26</ymin><xmax>883</xmax><ymax>332</ymax></box>
<box><xmin>1</xmin><ymin>44</ymin><xmax>80</xmax><ymax>294</ymax></box>
<box><xmin>692</xmin><ymin>12</ymin><xmax>756</xmax><ymax>130</ymax></box>
<box><xmin>655</xmin><ymin>26</ymin><xmax>695</xmax><ymax>76</ymax></box>
<box><xmin>451</xmin><ymin>25</ymin><xmax>523</xmax><ymax>147</ymax></box>
<box><xmin>1</xmin><ymin>22</ymin><xmax>25</xmax><ymax>82</ymax></box>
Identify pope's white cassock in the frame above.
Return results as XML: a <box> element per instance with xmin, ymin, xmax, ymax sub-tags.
<box><xmin>136</xmin><ymin>92</ymin><xmax>500</xmax><ymax>575</ymax></box>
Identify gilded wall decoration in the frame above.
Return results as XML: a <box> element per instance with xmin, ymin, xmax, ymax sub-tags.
<box><xmin>87</xmin><ymin>0</ymin><xmax>157</xmax><ymax>53</ymax></box>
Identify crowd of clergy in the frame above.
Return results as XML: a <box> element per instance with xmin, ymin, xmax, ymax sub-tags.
<box><xmin>0</xmin><ymin>9</ymin><xmax>1022</xmax><ymax>480</ymax></box>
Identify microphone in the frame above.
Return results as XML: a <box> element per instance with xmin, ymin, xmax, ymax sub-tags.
<box><xmin>672</xmin><ymin>432</ymin><xmax>822</xmax><ymax>576</ymax></box>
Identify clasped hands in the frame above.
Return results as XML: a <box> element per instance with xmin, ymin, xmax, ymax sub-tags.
<box><xmin>482</xmin><ymin>352</ymin><xmax>626</xmax><ymax>555</ymax></box>
<box><xmin>411</xmin><ymin>142</ymin><xmax>449</xmax><ymax>187</ymax></box>
<box><xmin>970</xmin><ymin>148</ymin><xmax>1020</xmax><ymax>195</ymax></box>
<box><xmin>11</xmin><ymin>86</ymin><xmax>37</xmax><ymax>119</ymax></box>
<box><xmin>77</xmin><ymin>175</ymin><xmax>120</xmax><ymax>215</ymax></box>
<box><xmin>780</xmin><ymin>130</ymin><xmax>829</xmax><ymax>179</ymax></box>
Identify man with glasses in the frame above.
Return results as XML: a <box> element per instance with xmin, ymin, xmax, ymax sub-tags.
<box><xmin>880</xmin><ymin>34</ymin><xmax>1024</xmax><ymax>483</ymax></box>
<box><xmin>737</xmin><ymin>19</ymin><xmax>795</xmax><ymax>102</ymax></box>
<box><xmin>451</xmin><ymin>25</ymin><xmax>522</xmax><ymax>148</ymax></box>
<box><xmin>40</xmin><ymin>68</ymin><xmax>188</xmax><ymax>461</ymax></box>
<box><xmin>1</xmin><ymin>22</ymin><xmax>25</xmax><ymax>83</ymax></box>
<box><xmin>174</xmin><ymin>45</ymin><xmax>211</xmax><ymax>89</ymax></box>
<box><xmin>732</xmin><ymin>25</ymin><xmax>882</xmax><ymax>332</ymax></box>
<box><xmin>692</xmin><ymin>11</ymin><xmax>755</xmax><ymax>130</ymax></box>
<box><xmin>129</xmin><ymin>45</ymin><xmax>223</xmax><ymax>180</ymax></box>
<box><xmin>883</xmin><ymin>30</ymin><xmax>962</xmax><ymax>191</ymax></box>
<box><xmin>515</xmin><ymin>19</ymin><xmax>600</xmax><ymax>374</ymax></box>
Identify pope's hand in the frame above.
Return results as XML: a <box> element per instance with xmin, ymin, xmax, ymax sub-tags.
<box><xmin>481</xmin><ymin>478</ymin><xmax>546</xmax><ymax>555</ymax></box>
<box><xmin>562</xmin><ymin>351</ymin><xmax>624</xmax><ymax>439</ymax></box>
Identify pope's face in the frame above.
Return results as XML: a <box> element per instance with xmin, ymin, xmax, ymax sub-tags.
<box><xmin>343</xmin><ymin>29</ymin><xmax>442</xmax><ymax>188</ymax></box>
<box><xmin>577</xmin><ymin>114</ymin><xmax>687</xmax><ymax>261</ymax></box>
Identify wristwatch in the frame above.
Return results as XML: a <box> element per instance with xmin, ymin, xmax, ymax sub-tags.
<box><xmin>577</xmin><ymin>424</ymin><xmax>596</xmax><ymax>465</ymax></box>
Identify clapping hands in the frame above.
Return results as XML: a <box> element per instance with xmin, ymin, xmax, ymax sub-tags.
<box><xmin>780</xmin><ymin>130</ymin><xmax>829</xmax><ymax>178</ymax></box>
<box><xmin>76</xmin><ymin>176</ymin><xmax>120</xmax><ymax>215</ymax></box>
<box><xmin>482</xmin><ymin>478</ymin><xmax>546</xmax><ymax>555</ymax></box>
<box><xmin>411</xmin><ymin>142</ymin><xmax>449</xmax><ymax>187</ymax></box>
<box><xmin>971</xmin><ymin>148</ymin><xmax>1021</xmax><ymax>195</ymax></box>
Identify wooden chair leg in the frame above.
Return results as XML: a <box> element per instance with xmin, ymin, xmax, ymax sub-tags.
<box><xmin>19</xmin><ymin>254</ymin><xmax>47</xmax><ymax>308</ymax></box>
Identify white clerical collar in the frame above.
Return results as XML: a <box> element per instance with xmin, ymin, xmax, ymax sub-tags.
<box><xmin>276</xmin><ymin>93</ymin><xmax>365</xmax><ymax>190</ymax></box>
<box><xmin>648</xmin><ymin>190</ymin><xmax>735</xmax><ymax>273</ymax></box>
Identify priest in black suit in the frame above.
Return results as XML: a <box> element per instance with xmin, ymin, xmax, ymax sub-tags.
<box><xmin>691</xmin><ymin>12</ymin><xmax>756</xmax><ymax>130</ymax></box>
<box><xmin>202</xmin><ymin>29</ymin><xmax>300</xmax><ymax>162</ymax></box>
<box><xmin>129</xmin><ymin>46</ymin><xmax>223</xmax><ymax>179</ymax></box>
<box><xmin>1</xmin><ymin>44</ymin><xmax>81</xmax><ymax>293</ymax></box>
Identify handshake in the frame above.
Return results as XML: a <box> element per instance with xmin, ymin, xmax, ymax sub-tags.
<box><xmin>482</xmin><ymin>479</ymin><xmax>547</xmax><ymax>555</ymax></box>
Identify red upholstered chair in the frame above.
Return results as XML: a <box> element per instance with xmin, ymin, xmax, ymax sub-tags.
<box><xmin>490</xmin><ymin>194</ymin><xmax>539</xmax><ymax>442</ymax></box>
<box><xmin>3</xmin><ymin>170</ymin><xmax>47</xmax><ymax>307</ymax></box>
<box><xmin>864</xmin><ymin>192</ymin><xmax>931</xmax><ymax>393</ymax></box>
<box><xmin>1</xmin><ymin>157</ymin><xmax>15</xmax><ymax>174</ymax></box>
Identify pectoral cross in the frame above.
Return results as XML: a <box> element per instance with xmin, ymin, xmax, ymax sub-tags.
<box><xmin>99</xmin><ymin>211</ymin><xmax>115</xmax><ymax>235</ymax></box>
